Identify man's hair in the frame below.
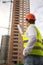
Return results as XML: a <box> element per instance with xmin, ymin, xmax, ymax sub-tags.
<box><xmin>26</xmin><ymin>19</ymin><xmax>35</xmax><ymax>24</ymax></box>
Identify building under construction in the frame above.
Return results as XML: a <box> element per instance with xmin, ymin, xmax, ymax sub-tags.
<box><xmin>0</xmin><ymin>0</ymin><xmax>43</xmax><ymax>65</ymax></box>
<box><xmin>1</xmin><ymin>35</ymin><xmax>9</xmax><ymax>64</ymax></box>
<box><xmin>8</xmin><ymin>0</ymin><xmax>30</xmax><ymax>65</ymax></box>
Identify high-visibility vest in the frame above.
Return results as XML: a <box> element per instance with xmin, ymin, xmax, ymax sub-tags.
<box><xmin>22</xmin><ymin>26</ymin><xmax>43</xmax><ymax>56</ymax></box>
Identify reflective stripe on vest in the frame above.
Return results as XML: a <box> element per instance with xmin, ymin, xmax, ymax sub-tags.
<box><xmin>33</xmin><ymin>46</ymin><xmax>43</xmax><ymax>50</ymax></box>
<box><xmin>23</xmin><ymin>39</ymin><xmax>42</xmax><ymax>43</ymax></box>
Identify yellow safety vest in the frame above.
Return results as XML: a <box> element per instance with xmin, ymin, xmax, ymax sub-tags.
<box><xmin>22</xmin><ymin>26</ymin><xmax>43</xmax><ymax>56</ymax></box>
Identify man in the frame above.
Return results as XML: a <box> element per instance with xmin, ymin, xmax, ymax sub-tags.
<box><xmin>18</xmin><ymin>13</ymin><xmax>43</xmax><ymax>65</ymax></box>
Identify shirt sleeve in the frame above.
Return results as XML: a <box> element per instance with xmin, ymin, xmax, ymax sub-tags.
<box><xmin>23</xmin><ymin>26</ymin><xmax>37</xmax><ymax>56</ymax></box>
<box><xmin>17</xmin><ymin>24</ymin><xmax>23</xmax><ymax>35</ymax></box>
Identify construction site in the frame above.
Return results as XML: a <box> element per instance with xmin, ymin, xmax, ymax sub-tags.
<box><xmin>0</xmin><ymin>0</ymin><xmax>43</xmax><ymax>65</ymax></box>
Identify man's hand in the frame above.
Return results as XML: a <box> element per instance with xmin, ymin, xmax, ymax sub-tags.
<box><xmin>23</xmin><ymin>54</ymin><xmax>27</xmax><ymax>58</ymax></box>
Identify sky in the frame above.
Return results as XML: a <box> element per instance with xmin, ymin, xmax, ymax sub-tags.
<box><xmin>30</xmin><ymin>0</ymin><xmax>43</xmax><ymax>38</ymax></box>
<box><xmin>0</xmin><ymin>0</ymin><xmax>13</xmax><ymax>47</ymax></box>
<box><xmin>0</xmin><ymin>0</ymin><xmax>43</xmax><ymax>47</ymax></box>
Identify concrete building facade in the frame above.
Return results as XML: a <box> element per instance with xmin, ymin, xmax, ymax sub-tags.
<box><xmin>1</xmin><ymin>35</ymin><xmax>9</xmax><ymax>64</ymax></box>
<box><xmin>8</xmin><ymin>0</ymin><xmax>30</xmax><ymax>64</ymax></box>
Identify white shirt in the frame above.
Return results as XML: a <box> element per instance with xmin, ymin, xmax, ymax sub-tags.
<box><xmin>17</xmin><ymin>24</ymin><xmax>37</xmax><ymax>56</ymax></box>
